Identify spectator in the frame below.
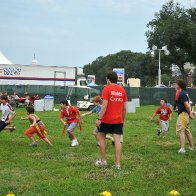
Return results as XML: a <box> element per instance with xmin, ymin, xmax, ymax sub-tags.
<box><xmin>175</xmin><ymin>79</ymin><xmax>194</xmax><ymax>153</ymax></box>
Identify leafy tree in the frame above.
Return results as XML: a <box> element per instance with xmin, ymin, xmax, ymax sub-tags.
<box><xmin>146</xmin><ymin>0</ymin><xmax>196</xmax><ymax>79</ymax></box>
<box><xmin>83</xmin><ymin>50</ymin><xmax>170</xmax><ymax>86</ymax></box>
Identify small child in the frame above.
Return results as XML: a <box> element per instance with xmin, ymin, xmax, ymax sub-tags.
<box><xmin>21</xmin><ymin>106</ymin><xmax>52</xmax><ymax>147</ymax></box>
<box><xmin>0</xmin><ymin>95</ymin><xmax>16</xmax><ymax>133</ymax></box>
<box><xmin>150</xmin><ymin>99</ymin><xmax>172</xmax><ymax>138</ymax></box>
<box><xmin>82</xmin><ymin>96</ymin><xmax>114</xmax><ymax>145</ymax></box>
<box><xmin>60</xmin><ymin>100</ymin><xmax>83</xmax><ymax>147</ymax></box>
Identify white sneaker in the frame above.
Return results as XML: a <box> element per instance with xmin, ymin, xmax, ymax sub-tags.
<box><xmin>95</xmin><ymin>160</ymin><xmax>107</xmax><ymax>167</ymax></box>
<box><xmin>178</xmin><ymin>148</ymin><xmax>186</xmax><ymax>153</ymax></box>
<box><xmin>189</xmin><ymin>146</ymin><xmax>195</xmax><ymax>151</ymax></box>
<box><xmin>71</xmin><ymin>139</ymin><xmax>79</xmax><ymax>147</ymax></box>
<box><xmin>112</xmin><ymin>164</ymin><xmax>121</xmax><ymax>170</ymax></box>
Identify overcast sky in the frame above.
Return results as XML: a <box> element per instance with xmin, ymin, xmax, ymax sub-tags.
<box><xmin>0</xmin><ymin>0</ymin><xmax>195</xmax><ymax>67</ymax></box>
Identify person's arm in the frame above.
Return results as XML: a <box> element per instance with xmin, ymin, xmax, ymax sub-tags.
<box><xmin>82</xmin><ymin>111</ymin><xmax>92</xmax><ymax>117</ymax></box>
<box><xmin>6</xmin><ymin>112</ymin><xmax>16</xmax><ymax>124</ymax></box>
<box><xmin>184</xmin><ymin>102</ymin><xmax>194</xmax><ymax>119</ymax></box>
<box><xmin>30</xmin><ymin>116</ymin><xmax>36</xmax><ymax>127</ymax></box>
<box><xmin>98</xmin><ymin>99</ymin><xmax>108</xmax><ymax>120</ymax></box>
<box><xmin>21</xmin><ymin>116</ymin><xmax>29</xmax><ymax>120</ymax></box>
<box><xmin>169</xmin><ymin>113</ymin><xmax>172</xmax><ymax>121</ymax></box>
<box><xmin>169</xmin><ymin>109</ymin><xmax>172</xmax><ymax>121</ymax></box>
<box><xmin>150</xmin><ymin>112</ymin><xmax>157</xmax><ymax>121</ymax></box>
<box><xmin>60</xmin><ymin>111</ymin><xmax>67</xmax><ymax>125</ymax></box>
<box><xmin>77</xmin><ymin>111</ymin><xmax>83</xmax><ymax>123</ymax></box>
<box><xmin>123</xmin><ymin>102</ymin><xmax>127</xmax><ymax>123</ymax></box>
<box><xmin>60</xmin><ymin>118</ymin><xmax>66</xmax><ymax>125</ymax></box>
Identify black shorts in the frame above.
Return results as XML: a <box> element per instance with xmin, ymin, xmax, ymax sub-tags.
<box><xmin>98</xmin><ymin>123</ymin><xmax>123</xmax><ymax>135</ymax></box>
<box><xmin>0</xmin><ymin>121</ymin><xmax>8</xmax><ymax>132</ymax></box>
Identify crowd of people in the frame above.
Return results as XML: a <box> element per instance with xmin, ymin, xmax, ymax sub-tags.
<box><xmin>0</xmin><ymin>91</ymin><xmax>40</xmax><ymax>107</ymax></box>
<box><xmin>0</xmin><ymin>72</ymin><xmax>195</xmax><ymax>169</ymax></box>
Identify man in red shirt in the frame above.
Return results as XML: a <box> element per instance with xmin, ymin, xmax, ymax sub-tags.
<box><xmin>96</xmin><ymin>72</ymin><xmax>127</xmax><ymax>169</ymax></box>
<box><xmin>150</xmin><ymin>99</ymin><xmax>172</xmax><ymax>138</ymax></box>
<box><xmin>60</xmin><ymin>100</ymin><xmax>82</xmax><ymax>147</ymax></box>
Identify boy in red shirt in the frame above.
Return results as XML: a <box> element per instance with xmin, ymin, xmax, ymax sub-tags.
<box><xmin>150</xmin><ymin>99</ymin><xmax>172</xmax><ymax>138</ymax></box>
<box><xmin>60</xmin><ymin>100</ymin><xmax>83</xmax><ymax>147</ymax></box>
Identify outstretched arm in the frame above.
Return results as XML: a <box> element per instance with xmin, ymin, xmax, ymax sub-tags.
<box><xmin>6</xmin><ymin>112</ymin><xmax>16</xmax><ymax>124</ymax></box>
<box><xmin>150</xmin><ymin>113</ymin><xmax>157</xmax><ymax>121</ymax></box>
<box><xmin>21</xmin><ymin>116</ymin><xmax>29</xmax><ymax>120</ymax></box>
<box><xmin>81</xmin><ymin>111</ymin><xmax>92</xmax><ymax>117</ymax></box>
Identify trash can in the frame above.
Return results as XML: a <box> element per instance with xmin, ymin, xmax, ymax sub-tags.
<box><xmin>132</xmin><ymin>98</ymin><xmax>140</xmax><ymax>107</ymax></box>
<box><xmin>34</xmin><ymin>99</ymin><xmax>44</xmax><ymax>112</ymax></box>
<box><xmin>44</xmin><ymin>95</ymin><xmax>54</xmax><ymax>111</ymax></box>
<box><xmin>127</xmin><ymin>101</ymin><xmax>136</xmax><ymax>113</ymax></box>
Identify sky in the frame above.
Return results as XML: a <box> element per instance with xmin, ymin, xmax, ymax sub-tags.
<box><xmin>0</xmin><ymin>0</ymin><xmax>195</xmax><ymax>67</ymax></box>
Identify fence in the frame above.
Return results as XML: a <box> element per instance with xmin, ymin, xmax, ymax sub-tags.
<box><xmin>0</xmin><ymin>85</ymin><xmax>196</xmax><ymax>105</ymax></box>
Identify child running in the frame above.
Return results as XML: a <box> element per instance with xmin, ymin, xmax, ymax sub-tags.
<box><xmin>60</xmin><ymin>100</ymin><xmax>83</xmax><ymax>147</ymax></box>
<box><xmin>21</xmin><ymin>106</ymin><xmax>52</xmax><ymax>147</ymax></box>
<box><xmin>0</xmin><ymin>95</ymin><xmax>16</xmax><ymax>133</ymax></box>
<box><xmin>82</xmin><ymin>96</ymin><xmax>114</xmax><ymax>145</ymax></box>
<box><xmin>150</xmin><ymin>99</ymin><xmax>172</xmax><ymax>138</ymax></box>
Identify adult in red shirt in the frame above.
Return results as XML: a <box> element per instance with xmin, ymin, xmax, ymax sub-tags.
<box><xmin>96</xmin><ymin>72</ymin><xmax>127</xmax><ymax>169</ymax></box>
<box><xmin>60</xmin><ymin>100</ymin><xmax>82</xmax><ymax>147</ymax></box>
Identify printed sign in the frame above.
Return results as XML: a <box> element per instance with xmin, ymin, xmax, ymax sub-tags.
<box><xmin>113</xmin><ymin>68</ymin><xmax>125</xmax><ymax>85</ymax></box>
<box><xmin>0</xmin><ymin>67</ymin><xmax>21</xmax><ymax>76</ymax></box>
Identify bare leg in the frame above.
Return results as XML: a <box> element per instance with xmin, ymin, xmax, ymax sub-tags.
<box><xmin>179</xmin><ymin>133</ymin><xmax>186</xmax><ymax>150</ymax></box>
<box><xmin>93</xmin><ymin>131</ymin><xmax>99</xmax><ymax>142</ymax></box>
<box><xmin>28</xmin><ymin>136</ymin><xmax>37</xmax><ymax>144</ymax></box>
<box><xmin>68</xmin><ymin>131</ymin><xmax>75</xmax><ymax>141</ymax></box>
<box><xmin>113</xmin><ymin>134</ymin><xmax>122</xmax><ymax>166</ymax></box>
<box><xmin>99</xmin><ymin>133</ymin><xmax>106</xmax><ymax>161</ymax></box>
<box><xmin>186</xmin><ymin>132</ymin><xmax>194</xmax><ymax>148</ymax></box>
<box><xmin>43</xmin><ymin>137</ymin><xmax>53</xmax><ymax>146</ymax></box>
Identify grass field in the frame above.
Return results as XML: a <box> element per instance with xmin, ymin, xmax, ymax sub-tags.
<box><xmin>0</xmin><ymin>106</ymin><xmax>196</xmax><ymax>196</ymax></box>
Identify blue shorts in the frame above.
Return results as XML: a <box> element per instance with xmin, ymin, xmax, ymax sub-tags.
<box><xmin>67</xmin><ymin>122</ymin><xmax>78</xmax><ymax>133</ymax></box>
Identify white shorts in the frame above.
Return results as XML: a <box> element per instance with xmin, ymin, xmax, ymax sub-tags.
<box><xmin>67</xmin><ymin>122</ymin><xmax>78</xmax><ymax>133</ymax></box>
<box><xmin>160</xmin><ymin>120</ymin><xmax>169</xmax><ymax>132</ymax></box>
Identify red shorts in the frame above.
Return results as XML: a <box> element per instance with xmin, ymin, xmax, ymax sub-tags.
<box><xmin>25</xmin><ymin>125</ymin><xmax>46</xmax><ymax>139</ymax></box>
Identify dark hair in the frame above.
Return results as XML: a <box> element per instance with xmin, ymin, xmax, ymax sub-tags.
<box><xmin>61</xmin><ymin>100</ymin><xmax>69</xmax><ymax>106</ymax></box>
<box><xmin>176</xmin><ymin>79</ymin><xmax>187</xmax><ymax>90</ymax></box>
<box><xmin>106</xmin><ymin>72</ymin><xmax>118</xmax><ymax>83</ymax></box>
<box><xmin>26</xmin><ymin>106</ymin><xmax>35</xmax><ymax>114</ymax></box>
<box><xmin>161</xmin><ymin>99</ymin><xmax>168</xmax><ymax>103</ymax></box>
<box><xmin>0</xmin><ymin>95</ymin><xmax>8</xmax><ymax>101</ymax></box>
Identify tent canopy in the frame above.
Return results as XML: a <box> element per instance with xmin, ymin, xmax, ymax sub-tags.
<box><xmin>0</xmin><ymin>51</ymin><xmax>13</xmax><ymax>64</ymax></box>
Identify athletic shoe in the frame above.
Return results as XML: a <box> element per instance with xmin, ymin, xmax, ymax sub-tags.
<box><xmin>71</xmin><ymin>139</ymin><xmax>79</xmax><ymax>147</ymax></box>
<box><xmin>112</xmin><ymin>164</ymin><xmax>121</xmax><ymax>170</ymax></box>
<box><xmin>157</xmin><ymin>128</ymin><xmax>161</xmax><ymax>136</ymax></box>
<box><xmin>178</xmin><ymin>148</ymin><xmax>186</xmax><ymax>153</ymax></box>
<box><xmin>189</xmin><ymin>146</ymin><xmax>195</xmax><ymax>151</ymax></box>
<box><xmin>30</xmin><ymin>143</ymin><xmax>37</xmax><ymax>147</ymax></box>
<box><xmin>95</xmin><ymin>160</ymin><xmax>107</xmax><ymax>167</ymax></box>
<box><xmin>9</xmin><ymin>127</ymin><xmax>16</xmax><ymax>132</ymax></box>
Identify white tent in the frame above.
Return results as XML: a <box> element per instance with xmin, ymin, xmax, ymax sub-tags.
<box><xmin>0</xmin><ymin>51</ymin><xmax>13</xmax><ymax>64</ymax></box>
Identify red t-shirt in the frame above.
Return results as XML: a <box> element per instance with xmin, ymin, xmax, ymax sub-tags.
<box><xmin>60</xmin><ymin>106</ymin><xmax>79</xmax><ymax>124</ymax></box>
<box><xmin>101</xmin><ymin>84</ymin><xmax>128</xmax><ymax>124</ymax></box>
<box><xmin>175</xmin><ymin>91</ymin><xmax>180</xmax><ymax>100</ymax></box>
<box><xmin>156</xmin><ymin>106</ymin><xmax>172</xmax><ymax>121</ymax></box>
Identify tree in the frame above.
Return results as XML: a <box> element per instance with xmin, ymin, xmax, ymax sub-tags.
<box><xmin>146</xmin><ymin>0</ymin><xmax>196</xmax><ymax>79</ymax></box>
<box><xmin>83</xmin><ymin>50</ymin><xmax>170</xmax><ymax>86</ymax></box>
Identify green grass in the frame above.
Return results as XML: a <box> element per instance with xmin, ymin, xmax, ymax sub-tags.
<box><xmin>0</xmin><ymin>106</ymin><xmax>196</xmax><ymax>196</ymax></box>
